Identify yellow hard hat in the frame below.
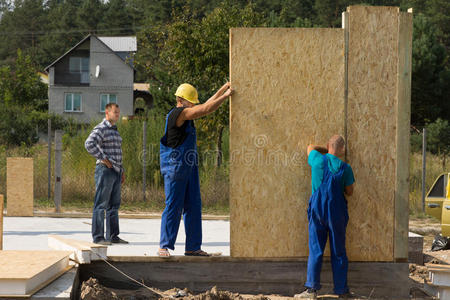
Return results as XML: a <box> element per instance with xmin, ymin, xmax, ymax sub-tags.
<box><xmin>174</xmin><ymin>83</ymin><xmax>199</xmax><ymax>104</ymax></box>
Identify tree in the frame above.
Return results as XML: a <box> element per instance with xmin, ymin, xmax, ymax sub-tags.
<box><xmin>410</xmin><ymin>14</ymin><xmax>450</xmax><ymax>125</ymax></box>
<box><xmin>0</xmin><ymin>0</ymin><xmax>45</xmax><ymax>65</ymax></box>
<box><xmin>37</xmin><ymin>0</ymin><xmax>84</xmax><ymax>68</ymax></box>
<box><xmin>76</xmin><ymin>0</ymin><xmax>103</xmax><ymax>34</ymax></box>
<box><xmin>98</xmin><ymin>0</ymin><xmax>134</xmax><ymax>36</ymax></box>
<box><xmin>137</xmin><ymin>1</ymin><xmax>265</xmax><ymax>166</ymax></box>
<box><xmin>0</xmin><ymin>49</ymin><xmax>47</xmax><ymax>109</ymax></box>
<box><xmin>426</xmin><ymin>119</ymin><xmax>450</xmax><ymax>168</ymax></box>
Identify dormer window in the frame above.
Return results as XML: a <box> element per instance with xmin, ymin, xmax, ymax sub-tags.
<box><xmin>69</xmin><ymin>57</ymin><xmax>89</xmax><ymax>83</ymax></box>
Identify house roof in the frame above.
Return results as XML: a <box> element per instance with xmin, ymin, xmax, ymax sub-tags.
<box><xmin>98</xmin><ymin>36</ymin><xmax>137</xmax><ymax>52</ymax></box>
<box><xmin>44</xmin><ymin>34</ymin><xmax>91</xmax><ymax>72</ymax></box>
<box><xmin>44</xmin><ymin>34</ymin><xmax>136</xmax><ymax>72</ymax></box>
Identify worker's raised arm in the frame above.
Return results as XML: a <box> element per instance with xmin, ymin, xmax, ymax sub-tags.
<box><xmin>177</xmin><ymin>82</ymin><xmax>233</xmax><ymax>126</ymax></box>
<box><xmin>307</xmin><ymin>144</ymin><xmax>328</xmax><ymax>156</ymax></box>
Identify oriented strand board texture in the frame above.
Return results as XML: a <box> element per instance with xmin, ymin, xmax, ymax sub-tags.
<box><xmin>7</xmin><ymin>158</ymin><xmax>33</xmax><ymax>216</ymax></box>
<box><xmin>394</xmin><ymin>11</ymin><xmax>413</xmax><ymax>260</ymax></box>
<box><xmin>0</xmin><ymin>250</ymin><xmax>71</xmax><ymax>279</ymax></box>
<box><xmin>230</xmin><ymin>28</ymin><xmax>345</xmax><ymax>257</ymax></box>
<box><xmin>346</xmin><ymin>6</ymin><xmax>404</xmax><ymax>261</ymax></box>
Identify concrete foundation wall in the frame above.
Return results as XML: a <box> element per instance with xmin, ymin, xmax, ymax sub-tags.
<box><xmin>78</xmin><ymin>259</ymin><xmax>410</xmax><ymax>298</ymax></box>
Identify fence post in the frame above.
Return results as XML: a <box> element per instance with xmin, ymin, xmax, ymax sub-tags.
<box><xmin>54</xmin><ymin>130</ymin><xmax>63</xmax><ymax>213</ymax></box>
<box><xmin>48</xmin><ymin>119</ymin><xmax>52</xmax><ymax>200</ymax></box>
<box><xmin>142</xmin><ymin>121</ymin><xmax>147</xmax><ymax>202</ymax></box>
<box><xmin>422</xmin><ymin>128</ymin><xmax>427</xmax><ymax>213</ymax></box>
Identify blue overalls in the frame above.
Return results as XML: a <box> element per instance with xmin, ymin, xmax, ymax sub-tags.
<box><xmin>159</xmin><ymin>109</ymin><xmax>202</xmax><ymax>251</ymax></box>
<box><xmin>305</xmin><ymin>155</ymin><xmax>349</xmax><ymax>295</ymax></box>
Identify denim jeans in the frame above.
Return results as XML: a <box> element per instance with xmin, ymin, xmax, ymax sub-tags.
<box><xmin>92</xmin><ymin>164</ymin><xmax>121</xmax><ymax>242</ymax></box>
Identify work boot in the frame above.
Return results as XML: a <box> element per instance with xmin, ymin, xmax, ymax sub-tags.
<box><xmin>94</xmin><ymin>239</ymin><xmax>112</xmax><ymax>245</ymax></box>
<box><xmin>111</xmin><ymin>237</ymin><xmax>129</xmax><ymax>244</ymax></box>
<box><xmin>294</xmin><ymin>288</ymin><xmax>317</xmax><ymax>299</ymax></box>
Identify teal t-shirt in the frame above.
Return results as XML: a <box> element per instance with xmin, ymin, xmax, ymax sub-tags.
<box><xmin>308</xmin><ymin>150</ymin><xmax>355</xmax><ymax>194</ymax></box>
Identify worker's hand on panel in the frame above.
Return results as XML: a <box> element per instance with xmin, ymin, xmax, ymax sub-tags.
<box><xmin>223</xmin><ymin>87</ymin><xmax>234</xmax><ymax>98</ymax></box>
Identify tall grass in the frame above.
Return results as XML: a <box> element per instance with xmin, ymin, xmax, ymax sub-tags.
<box><xmin>16</xmin><ymin>112</ymin><xmax>230</xmax><ymax>213</ymax></box>
<box><xmin>409</xmin><ymin>151</ymin><xmax>447</xmax><ymax>215</ymax></box>
<box><xmin>4</xmin><ymin>118</ymin><xmax>444</xmax><ymax>216</ymax></box>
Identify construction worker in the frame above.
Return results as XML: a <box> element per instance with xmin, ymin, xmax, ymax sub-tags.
<box><xmin>296</xmin><ymin>135</ymin><xmax>355</xmax><ymax>299</ymax></box>
<box><xmin>158</xmin><ymin>82</ymin><xmax>233</xmax><ymax>257</ymax></box>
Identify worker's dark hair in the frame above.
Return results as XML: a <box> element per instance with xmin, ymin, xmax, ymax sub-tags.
<box><xmin>105</xmin><ymin>103</ymin><xmax>119</xmax><ymax>110</ymax></box>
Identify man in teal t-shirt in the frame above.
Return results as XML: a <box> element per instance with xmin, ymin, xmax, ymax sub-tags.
<box><xmin>296</xmin><ymin>135</ymin><xmax>355</xmax><ymax>299</ymax></box>
<box><xmin>308</xmin><ymin>145</ymin><xmax>355</xmax><ymax>194</ymax></box>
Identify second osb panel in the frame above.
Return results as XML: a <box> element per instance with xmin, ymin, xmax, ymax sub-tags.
<box><xmin>345</xmin><ymin>6</ymin><xmax>401</xmax><ymax>261</ymax></box>
<box><xmin>229</xmin><ymin>28</ymin><xmax>345</xmax><ymax>257</ymax></box>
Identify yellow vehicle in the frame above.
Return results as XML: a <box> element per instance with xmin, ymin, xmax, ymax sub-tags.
<box><xmin>426</xmin><ymin>173</ymin><xmax>450</xmax><ymax>235</ymax></box>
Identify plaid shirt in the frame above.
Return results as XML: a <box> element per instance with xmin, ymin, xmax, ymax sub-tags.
<box><xmin>85</xmin><ymin>119</ymin><xmax>123</xmax><ymax>173</ymax></box>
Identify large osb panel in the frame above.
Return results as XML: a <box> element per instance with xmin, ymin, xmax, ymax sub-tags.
<box><xmin>346</xmin><ymin>6</ymin><xmax>401</xmax><ymax>261</ymax></box>
<box><xmin>7</xmin><ymin>158</ymin><xmax>33</xmax><ymax>216</ymax></box>
<box><xmin>230</xmin><ymin>28</ymin><xmax>345</xmax><ymax>257</ymax></box>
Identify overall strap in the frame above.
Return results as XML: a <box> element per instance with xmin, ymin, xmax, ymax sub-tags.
<box><xmin>322</xmin><ymin>154</ymin><xmax>330</xmax><ymax>177</ymax></box>
<box><xmin>163</xmin><ymin>108</ymin><xmax>175</xmax><ymax>134</ymax></box>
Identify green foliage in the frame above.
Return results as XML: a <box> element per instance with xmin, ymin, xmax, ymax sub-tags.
<box><xmin>0</xmin><ymin>49</ymin><xmax>47</xmax><ymax>108</ymax></box>
<box><xmin>426</xmin><ymin>119</ymin><xmax>450</xmax><ymax>165</ymax></box>
<box><xmin>139</xmin><ymin>1</ymin><xmax>266</xmax><ymax>156</ymax></box>
<box><xmin>411</xmin><ymin>14</ymin><xmax>450</xmax><ymax>124</ymax></box>
<box><xmin>0</xmin><ymin>105</ymin><xmax>38</xmax><ymax>146</ymax></box>
<box><xmin>76</xmin><ymin>0</ymin><xmax>103</xmax><ymax>33</ymax></box>
<box><xmin>410</xmin><ymin>118</ymin><xmax>450</xmax><ymax>170</ymax></box>
<box><xmin>98</xmin><ymin>0</ymin><xmax>134</xmax><ymax>36</ymax></box>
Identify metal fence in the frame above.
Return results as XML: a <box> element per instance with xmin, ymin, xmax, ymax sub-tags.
<box><xmin>0</xmin><ymin>117</ymin><xmax>229</xmax><ymax>212</ymax></box>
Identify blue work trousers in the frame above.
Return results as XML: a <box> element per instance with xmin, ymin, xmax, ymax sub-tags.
<box><xmin>92</xmin><ymin>164</ymin><xmax>121</xmax><ymax>243</ymax></box>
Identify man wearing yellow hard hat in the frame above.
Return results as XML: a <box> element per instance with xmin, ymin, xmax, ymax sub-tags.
<box><xmin>158</xmin><ymin>82</ymin><xmax>233</xmax><ymax>257</ymax></box>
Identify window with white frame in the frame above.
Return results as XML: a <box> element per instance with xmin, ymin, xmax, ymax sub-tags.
<box><xmin>100</xmin><ymin>94</ymin><xmax>117</xmax><ymax>112</ymax></box>
<box><xmin>65</xmin><ymin>93</ymin><xmax>82</xmax><ymax>112</ymax></box>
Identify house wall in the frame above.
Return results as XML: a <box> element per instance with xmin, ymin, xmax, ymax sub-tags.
<box><xmin>48</xmin><ymin>36</ymin><xmax>134</xmax><ymax>123</ymax></box>
<box><xmin>48</xmin><ymin>86</ymin><xmax>133</xmax><ymax>123</ymax></box>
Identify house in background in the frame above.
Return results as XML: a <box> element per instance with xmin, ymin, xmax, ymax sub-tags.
<box><xmin>45</xmin><ymin>34</ymin><xmax>152</xmax><ymax>123</ymax></box>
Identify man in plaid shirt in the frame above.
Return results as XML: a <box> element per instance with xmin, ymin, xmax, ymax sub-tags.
<box><xmin>85</xmin><ymin>103</ymin><xmax>128</xmax><ymax>245</ymax></box>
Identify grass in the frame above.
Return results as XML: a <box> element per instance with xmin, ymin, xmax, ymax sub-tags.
<box><xmin>409</xmin><ymin>151</ymin><xmax>448</xmax><ymax>216</ymax></box>
<box><xmin>0</xmin><ymin>112</ymin><xmax>230</xmax><ymax>214</ymax></box>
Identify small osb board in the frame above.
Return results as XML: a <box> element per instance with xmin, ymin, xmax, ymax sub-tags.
<box><xmin>230</xmin><ymin>28</ymin><xmax>345</xmax><ymax>257</ymax></box>
<box><xmin>0</xmin><ymin>250</ymin><xmax>72</xmax><ymax>297</ymax></box>
<box><xmin>6</xmin><ymin>157</ymin><xmax>33</xmax><ymax>216</ymax></box>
